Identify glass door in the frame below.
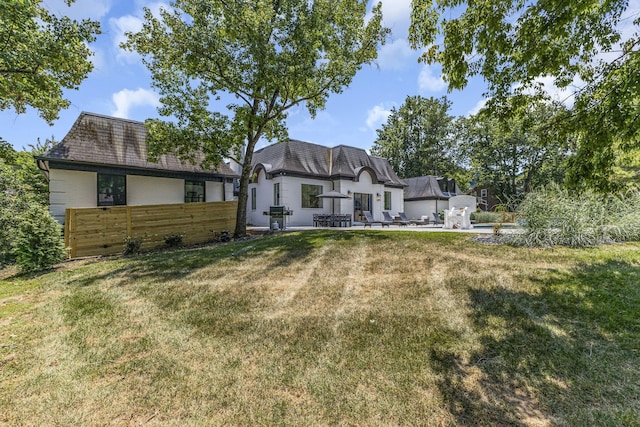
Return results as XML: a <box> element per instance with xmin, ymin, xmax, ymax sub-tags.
<box><xmin>353</xmin><ymin>193</ymin><xmax>372</xmax><ymax>222</ymax></box>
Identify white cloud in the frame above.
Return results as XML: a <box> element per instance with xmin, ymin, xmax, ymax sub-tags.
<box><xmin>109</xmin><ymin>2</ymin><xmax>170</xmax><ymax>63</ymax></box>
<box><xmin>111</xmin><ymin>88</ymin><xmax>160</xmax><ymax>118</ymax></box>
<box><xmin>377</xmin><ymin>38</ymin><xmax>414</xmax><ymax>70</ymax></box>
<box><xmin>516</xmin><ymin>75</ymin><xmax>585</xmax><ymax>108</ymax></box>
<box><xmin>365</xmin><ymin>104</ymin><xmax>392</xmax><ymax>130</ymax></box>
<box><xmin>375</xmin><ymin>0</ymin><xmax>412</xmax><ymax>37</ymax></box>
<box><xmin>467</xmin><ymin>99</ymin><xmax>488</xmax><ymax>116</ymax></box>
<box><xmin>110</xmin><ymin>14</ymin><xmax>144</xmax><ymax>63</ymax></box>
<box><xmin>418</xmin><ymin>65</ymin><xmax>447</xmax><ymax>92</ymax></box>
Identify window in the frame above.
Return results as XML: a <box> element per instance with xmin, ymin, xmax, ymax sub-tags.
<box><xmin>97</xmin><ymin>174</ymin><xmax>126</xmax><ymax>206</ymax></box>
<box><xmin>384</xmin><ymin>191</ymin><xmax>392</xmax><ymax>210</ymax></box>
<box><xmin>273</xmin><ymin>183</ymin><xmax>280</xmax><ymax>205</ymax></box>
<box><xmin>480</xmin><ymin>189</ymin><xmax>488</xmax><ymax>198</ymax></box>
<box><xmin>301</xmin><ymin>184</ymin><xmax>323</xmax><ymax>208</ymax></box>
<box><xmin>185</xmin><ymin>180</ymin><xmax>205</xmax><ymax>202</ymax></box>
<box><xmin>251</xmin><ymin>187</ymin><xmax>257</xmax><ymax>210</ymax></box>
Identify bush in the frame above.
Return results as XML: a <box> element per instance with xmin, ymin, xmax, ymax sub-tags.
<box><xmin>123</xmin><ymin>236</ymin><xmax>141</xmax><ymax>255</ymax></box>
<box><xmin>12</xmin><ymin>204</ymin><xmax>66</xmax><ymax>272</ymax></box>
<box><xmin>508</xmin><ymin>183</ymin><xmax>640</xmax><ymax>247</ymax></box>
<box><xmin>472</xmin><ymin>211</ymin><xmax>505</xmax><ymax>223</ymax></box>
<box><xmin>164</xmin><ymin>233</ymin><xmax>183</xmax><ymax>247</ymax></box>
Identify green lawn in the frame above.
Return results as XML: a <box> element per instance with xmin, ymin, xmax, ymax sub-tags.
<box><xmin>1</xmin><ymin>231</ymin><xmax>639</xmax><ymax>426</ymax></box>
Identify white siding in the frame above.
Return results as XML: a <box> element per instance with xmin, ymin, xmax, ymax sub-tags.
<box><xmin>404</xmin><ymin>200</ymin><xmax>449</xmax><ymax>221</ymax></box>
<box><xmin>127</xmin><ymin>175</ymin><xmax>183</xmax><ymax>206</ymax></box>
<box><xmin>247</xmin><ymin>169</ymin><xmax>406</xmax><ymax>226</ymax></box>
<box><xmin>49</xmin><ymin>169</ymin><xmax>97</xmax><ymax>223</ymax></box>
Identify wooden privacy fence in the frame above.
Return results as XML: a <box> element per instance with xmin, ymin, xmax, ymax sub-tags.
<box><xmin>65</xmin><ymin>201</ymin><xmax>237</xmax><ymax>258</ymax></box>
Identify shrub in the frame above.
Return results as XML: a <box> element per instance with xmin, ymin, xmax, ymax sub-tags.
<box><xmin>473</xmin><ymin>211</ymin><xmax>504</xmax><ymax>223</ymax></box>
<box><xmin>164</xmin><ymin>233</ymin><xmax>183</xmax><ymax>247</ymax></box>
<box><xmin>509</xmin><ymin>184</ymin><xmax>640</xmax><ymax>247</ymax></box>
<box><xmin>12</xmin><ymin>203</ymin><xmax>66</xmax><ymax>272</ymax></box>
<box><xmin>123</xmin><ymin>236</ymin><xmax>141</xmax><ymax>255</ymax></box>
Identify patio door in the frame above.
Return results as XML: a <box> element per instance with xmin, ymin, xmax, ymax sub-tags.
<box><xmin>353</xmin><ymin>193</ymin><xmax>372</xmax><ymax>222</ymax></box>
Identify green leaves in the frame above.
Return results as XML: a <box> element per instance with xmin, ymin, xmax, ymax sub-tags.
<box><xmin>0</xmin><ymin>0</ymin><xmax>100</xmax><ymax>126</ymax></box>
<box><xmin>370</xmin><ymin>95</ymin><xmax>466</xmax><ymax>182</ymax></box>
<box><xmin>124</xmin><ymin>0</ymin><xmax>388</xmax><ymax>235</ymax></box>
<box><xmin>409</xmin><ymin>0</ymin><xmax>638</xmax><ymax>190</ymax></box>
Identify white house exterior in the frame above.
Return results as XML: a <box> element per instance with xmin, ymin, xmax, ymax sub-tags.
<box><xmin>403</xmin><ymin>176</ymin><xmax>462</xmax><ymax>222</ymax></box>
<box><xmin>36</xmin><ymin>112</ymin><xmax>239</xmax><ymax>224</ymax></box>
<box><xmin>247</xmin><ymin>140</ymin><xmax>406</xmax><ymax>227</ymax></box>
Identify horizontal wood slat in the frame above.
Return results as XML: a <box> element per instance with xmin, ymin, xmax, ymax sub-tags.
<box><xmin>65</xmin><ymin>202</ymin><xmax>237</xmax><ymax>258</ymax></box>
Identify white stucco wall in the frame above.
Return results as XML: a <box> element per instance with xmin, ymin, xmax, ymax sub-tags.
<box><xmin>404</xmin><ymin>200</ymin><xmax>450</xmax><ymax>221</ymax></box>
<box><xmin>49</xmin><ymin>169</ymin><xmax>97</xmax><ymax>223</ymax></box>
<box><xmin>247</xmin><ymin>169</ymin><xmax>405</xmax><ymax>227</ymax></box>
<box><xmin>127</xmin><ymin>175</ymin><xmax>184</xmax><ymax>206</ymax></box>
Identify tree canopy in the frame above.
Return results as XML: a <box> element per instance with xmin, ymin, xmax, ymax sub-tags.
<box><xmin>456</xmin><ymin>98</ymin><xmax>569</xmax><ymax>204</ymax></box>
<box><xmin>370</xmin><ymin>95</ymin><xmax>465</xmax><ymax>183</ymax></box>
<box><xmin>0</xmin><ymin>0</ymin><xmax>100</xmax><ymax>132</ymax></box>
<box><xmin>124</xmin><ymin>0</ymin><xmax>388</xmax><ymax>236</ymax></box>
<box><xmin>409</xmin><ymin>0</ymin><xmax>639</xmax><ymax>191</ymax></box>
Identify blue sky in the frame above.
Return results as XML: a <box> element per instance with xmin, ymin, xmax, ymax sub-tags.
<box><xmin>3</xmin><ymin>0</ymin><xmax>636</xmax><ymax>153</ymax></box>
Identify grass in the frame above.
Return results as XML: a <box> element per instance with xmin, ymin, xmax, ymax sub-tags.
<box><xmin>1</xmin><ymin>230</ymin><xmax>639</xmax><ymax>425</ymax></box>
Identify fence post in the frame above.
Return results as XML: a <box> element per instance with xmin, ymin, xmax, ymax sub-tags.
<box><xmin>68</xmin><ymin>209</ymin><xmax>77</xmax><ymax>259</ymax></box>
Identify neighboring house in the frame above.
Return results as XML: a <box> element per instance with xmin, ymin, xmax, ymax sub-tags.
<box><xmin>470</xmin><ymin>186</ymin><xmax>500</xmax><ymax>211</ymax></box>
<box><xmin>403</xmin><ymin>176</ymin><xmax>461</xmax><ymax>220</ymax></box>
<box><xmin>36</xmin><ymin>112</ymin><xmax>239</xmax><ymax>224</ymax></box>
<box><xmin>248</xmin><ymin>140</ymin><xmax>406</xmax><ymax>227</ymax></box>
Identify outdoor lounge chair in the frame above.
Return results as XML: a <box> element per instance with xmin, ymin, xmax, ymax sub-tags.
<box><xmin>384</xmin><ymin>211</ymin><xmax>409</xmax><ymax>226</ymax></box>
<box><xmin>363</xmin><ymin>211</ymin><xmax>390</xmax><ymax>228</ymax></box>
<box><xmin>400</xmin><ymin>212</ymin><xmax>427</xmax><ymax>226</ymax></box>
<box><xmin>432</xmin><ymin>212</ymin><xmax>444</xmax><ymax>225</ymax></box>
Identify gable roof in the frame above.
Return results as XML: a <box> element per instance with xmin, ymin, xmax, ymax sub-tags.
<box><xmin>404</xmin><ymin>176</ymin><xmax>461</xmax><ymax>200</ymax></box>
<box><xmin>252</xmin><ymin>139</ymin><xmax>406</xmax><ymax>187</ymax></box>
<box><xmin>37</xmin><ymin>112</ymin><xmax>238</xmax><ymax>178</ymax></box>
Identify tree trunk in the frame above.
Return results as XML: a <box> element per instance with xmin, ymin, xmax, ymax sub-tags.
<box><xmin>233</xmin><ymin>135</ymin><xmax>259</xmax><ymax>238</ymax></box>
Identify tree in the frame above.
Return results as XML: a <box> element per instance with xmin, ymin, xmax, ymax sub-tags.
<box><xmin>0</xmin><ymin>140</ymin><xmax>54</xmax><ymax>266</ymax></box>
<box><xmin>456</xmin><ymin>98</ymin><xmax>569</xmax><ymax>203</ymax></box>
<box><xmin>0</xmin><ymin>0</ymin><xmax>100</xmax><ymax>133</ymax></box>
<box><xmin>370</xmin><ymin>95</ymin><xmax>465</xmax><ymax>183</ymax></box>
<box><xmin>409</xmin><ymin>0</ymin><xmax>639</xmax><ymax>190</ymax></box>
<box><xmin>124</xmin><ymin>0</ymin><xmax>388</xmax><ymax>237</ymax></box>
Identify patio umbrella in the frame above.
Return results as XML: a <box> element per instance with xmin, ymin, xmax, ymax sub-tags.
<box><xmin>316</xmin><ymin>191</ymin><xmax>350</xmax><ymax>214</ymax></box>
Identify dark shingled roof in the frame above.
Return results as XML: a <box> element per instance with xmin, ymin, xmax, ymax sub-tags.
<box><xmin>404</xmin><ymin>176</ymin><xmax>461</xmax><ymax>200</ymax></box>
<box><xmin>38</xmin><ymin>112</ymin><xmax>239</xmax><ymax>177</ymax></box>
<box><xmin>252</xmin><ymin>139</ymin><xmax>406</xmax><ymax>187</ymax></box>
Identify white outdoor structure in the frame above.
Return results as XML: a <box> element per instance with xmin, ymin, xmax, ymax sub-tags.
<box><xmin>443</xmin><ymin>195</ymin><xmax>476</xmax><ymax>229</ymax></box>
<box><xmin>444</xmin><ymin>207</ymin><xmax>472</xmax><ymax>229</ymax></box>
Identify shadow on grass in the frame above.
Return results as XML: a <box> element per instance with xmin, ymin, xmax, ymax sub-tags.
<box><xmin>64</xmin><ymin>230</ymin><xmax>395</xmax><ymax>287</ymax></box>
<box><xmin>430</xmin><ymin>259</ymin><xmax>640</xmax><ymax>425</ymax></box>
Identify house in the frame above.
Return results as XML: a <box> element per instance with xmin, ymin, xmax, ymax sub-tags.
<box><xmin>403</xmin><ymin>176</ymin><xmax>462</xmax><ymax>221</ymax></box>
<box><xmin>36</xmin><ymin>112</ymin><xmax>239</xmax><ymax>223</ymax></box>
<box><xmin>247</xmin><ymin>140</ymin><xmax>406</xmax><ymax>227</ymax></box>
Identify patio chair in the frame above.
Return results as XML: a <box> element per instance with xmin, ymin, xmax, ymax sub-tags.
<box><xmin>400</xmin><ymin>212</ymin><xmax>427</xmax><ymax>226</ymax></box>
<box><xmin>384</xmin><ymin>211</ymin><xmax>408</xmax><ymax>226</ymax></box>
<box><xmin>432</xmin><ymin>212</ymin><xmax>444</xmax><ymax>225</ymax></box>
<box><xmin>363</xmin><ymin>211</ymin><xmax>390</xmax><ymax>228</ymax></box>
